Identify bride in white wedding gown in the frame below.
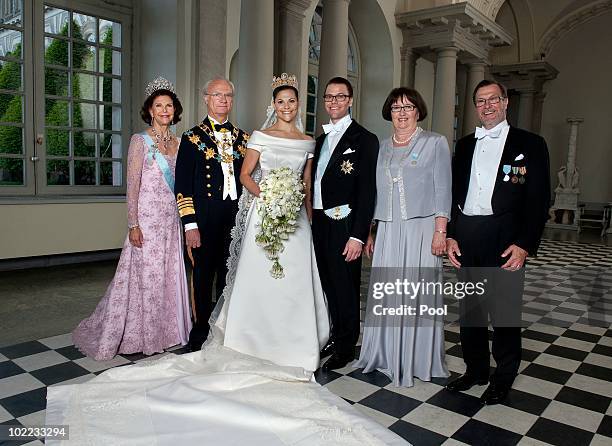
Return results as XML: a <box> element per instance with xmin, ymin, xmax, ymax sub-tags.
<box><xmin>45</xmin><ymin>77</ymin><xmax>409</xmax><ymax>446</ymax></box>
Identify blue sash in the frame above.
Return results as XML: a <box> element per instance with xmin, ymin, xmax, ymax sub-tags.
<box><xmin>141</xmin><ymin>132</ymin><xmax>175</xmax><ymax>192</ymax></box>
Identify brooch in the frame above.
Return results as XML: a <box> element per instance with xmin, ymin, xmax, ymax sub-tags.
<box><xmin>340</xmin><ymin>160</ymin><xmax>354</xmax><ymax>174</ymax></box>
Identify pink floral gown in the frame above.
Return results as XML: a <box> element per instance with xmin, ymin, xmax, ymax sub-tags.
<box><xmin>73</xmin><ymin>133</ymin><xmax>192</xmax><ymax>360</ymax></box>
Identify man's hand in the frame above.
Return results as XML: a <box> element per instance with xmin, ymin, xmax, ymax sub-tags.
<box><xmin>343</xmin><ymin>239</ymin><xmax>362</xmax><ymax>262</ymax></box>
<box><xmin>185</xmin><ymin>228</ymin><xmax>201</xmax><ymax>249</ymax></box>
<box><xmin>501</xmin><ymin>244</ymin><xmax>527</xmax><ymax>270</ymax></box>
<box><xmin>446</xmin><ymin>238</ymin><xmax>462</xmax><ymax>268</ymax></box>
<box><xmin>364</xmin><ymin>233</ymin><xmax>375</xmax><ymax>259</ymax></box>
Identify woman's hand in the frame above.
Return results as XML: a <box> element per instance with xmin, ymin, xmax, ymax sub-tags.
<box><xmin>365</xmin><ymin>232</ymin><xmax>375</xmax><ymax>259</ymax></box>
<box><xmin>431</xmin><ymin>232</ymin><xmax>446</xmax><ymax>256</ymax></box>
<box><xmin>129</xmin><ymin>227</ymin><xmax>144</xmax><ymax>248</ymax></box>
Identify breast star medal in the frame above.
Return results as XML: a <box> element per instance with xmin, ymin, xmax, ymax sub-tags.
<box><xmin>205</xmin><ymin>147</ymin><xmax>216</xmax><ymax>160</ymax></box>
<box><xmin>340</xmin><ymin>160</ymin><xmax>354</xmax><ymax>174</ymax></box>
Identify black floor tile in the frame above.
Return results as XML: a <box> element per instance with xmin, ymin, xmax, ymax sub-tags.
<box><xmin>444</xmin><ymin>330</ymin><xmax>460</xmax><ymax>344</ymax></box>
<box><xmin>347</xmin><ymin>368</ymin><xmax>392</xmax><ymax>387</ymax></box>
<box><xmin>358</xmin><ymin>388</ymin><xmax>421</xmax><ymax>418</ymax></box>
<box><xmin>554</xmin><ymin>386</ymin><xmax>611</xmax><ymax>413</ymax></box>
<box><xmin>55</xmin><ymin>345</ymin><xmax>85</xmax><ymax>360</ymax></box>
<box><xmin>445</xmin><ymin>344</ymin><xmax>463</xmax><ymax>357</ymax></box>
<box><xmin>537</xmin><ymin>317</ymin><xmax>573</xmax><ymax>328</ymax></box>
<box><xmin>30</xmin><ymin>362</ymin><xmax>90</xmax><ymax>386</ymax></box>
<box><xmin>0</xmin><ymin>341</ymin><xmax>49</xmax><ymax>360</ymax></box>
<box><xmin>526</xmin><ymin>417</ymin><xmax>594</xmax><ymax>446</ymax></box>
<box><xmin>560</xmin><ymin>329</ymin><xmax>600</xmax><ymax>344</ymax></box>
<box><xmin>313</xmin><ymin>368</ymin><xmax>342</xmax><ymax>385</ymax></box>
<box><xmin>389</xmin><ymin>420</ymin><xmax>447</xmax><ymax>446</ymax></box>
<box><xmin>597</xmin><ymin>415</ymin><xmax>612</xmax><ymax>438</ymax></box>
<box><xmin>575</xmin><ymin>363</ymin><xmax>612</xmax><ymax>382</ymax></box>
<box><xmin>0</xmin><ymin>387</ymin><xmax>46</xmax><ymax>418</ymax></box>
<box><xmin>592</xmin><ymin>344</ymin><xmax>612</xmax><ymax>357</ymax></box>
<box><xmin>426</xmin><ymin>388</ymin><xmax>483</xmax><ymax>417</ymax></box>
<box><xmin>503</xmin><ymin>388</ymin><xmax>551</xmax><ymax>416</ymax></box>
<box><xmin>521</xmin><ymin>348</ymin><xmax>540</xmax><ymax>362</ymax></box>
<box><xmin>522</xmin><ymin>329</ymin><xmax>558</xmax><ymax>344</ymax></box>
<box><xmin>0</xmin><ymin>361</ymin><xmax>25</xmax><ymax>380</ymax></box>
<box><xmin>522</xmin><ymin>363</ymin><xmax>572</xmax><ymax>385</ymax></box>
<box><xmin>0</xmin><ymin>420</ymin><xmax>30</xmax><ymax>446</ymax></box>
<box><xmin>543</xmin><ymin>344</ymin><xmax>589</xmax><ymax>361</ymax></box>
<box><xmin>452</xmin><ymin>418</ymin><xmax>522</xmax><ymax>446</ymax></box>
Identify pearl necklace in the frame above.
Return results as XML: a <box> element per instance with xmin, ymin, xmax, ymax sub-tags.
<box><xmin>151</xmin><ymin>126</ymin><xmax>172</xmax><ymax>152</ymax></box>
<box><xmin>392</xmin><ymin>126</ymin><xmax>419</xmax><ymax>145</ymax></box>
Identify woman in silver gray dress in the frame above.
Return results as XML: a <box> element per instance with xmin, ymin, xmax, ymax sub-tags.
<box><xmin>354</xmin><ymin>87</ymin><xmax>451</xmax><ymax>387</ymax></box>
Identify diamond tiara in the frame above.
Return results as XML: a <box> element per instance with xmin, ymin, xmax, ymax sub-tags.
<box><xmin>145</xmin><ymin>76</ymin><xmax>176</xmax><ymax>98</ymax></box>
<box><xmin>271</xmin><ymin>73</ymin><xmax>298</xmax><ymax>90</ymax></box>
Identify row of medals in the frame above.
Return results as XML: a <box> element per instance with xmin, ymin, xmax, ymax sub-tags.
<box><xmin>503</xmin><ymin>166</ymin><xmax>527</xmax><ymax>184</ymax></box>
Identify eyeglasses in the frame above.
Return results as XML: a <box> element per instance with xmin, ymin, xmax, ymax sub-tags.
<box><xmin>390</xmin><ymin>104</ymin><xmax>416</xmax><ymax>113</ymax></box>
<box><xmin>206</xmin><ymin>92</ymin><xmax>234</xmax><ymax>100</ymax></box>
<box><xmin>475</xmin><ymin>96</ymin><xmax>505</xmax><ymax>107</ymax></box>
<box><xmin>323</xmin><ymin>93</ymin><xmax>349</xmax><ymax>103</ymax></box>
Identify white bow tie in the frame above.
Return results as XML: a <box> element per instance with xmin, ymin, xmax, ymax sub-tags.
<box><xmin>322</xmin><ymin>123</ymin><xmax>343</xmax><ymax>134</ymax></box>
<box><xmin>475</xmin><ymin>126</ymin><xmax>502</xmax><ymax>139</ymax></box>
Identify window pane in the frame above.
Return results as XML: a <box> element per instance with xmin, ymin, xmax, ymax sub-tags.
<box><xmin>44</xmin><ymin>7</ymin><xmax>69</xmax><ymax>36</ymax></box>
<box><xmin>100</xmin><ymin>160</ymin><xmax>121</xmax><ymax>185</ymax></box>
<box><xmin>74</xmin><ymin>101</ymin><xmax>96</xmax><ymax>128</ymax></box>
<box><xmin>74</xmin><ymin>130</ymin><xmax>95</xmax><ymax>156</ymax></box>
<box><xmin>44</xmin><ymin>67</ymin><xmax>68</xmax><ymax>96</ymax></box>
<box><xmin>74</xmin><ymin>159</ymin><xmax>95</xmax><ymax>184</ymax></box>
<box><xmin>0</xmin><ymin>124</ymin><xmax>22</xmax><ymax>154</ymax></box>
<box><xmin>0</xmin><ymin>158</ymin><xmax>23</xmax><ymax>185</ymax></box>
<box><xmin>0</xmin><ymin>30</ymin><xmax>22</xmax><ymax>58</ymax></box>
<box><xmin>306</xmin><ymin>115</ymin><xmax>315</xmax><ymax>133</ymax></box>
<box><xmin>0</xmin><ymin>0</ymin><xmax>23</xmax><ymax>26</ymax></box>
<box><xmin>100</xmin><ymin>133</ymin><xmax>121</xmax><ymax>158</ymax></box>
<box><xmin>306</xmin><ymin>97</ymin><xmax>315</xmax><ymax>114</ymax></box>
<box><xmin>99</xmin><ymin>76</ymin><xmax>120</xmax><ymax>103</ymax></box>
<box><xmin>98</xmin><ymin>48</ymin><xmax>120</xmax><ymax>75</ymax></box>
<box><xmin>307</xmin><ymin>76</ymin><xmax>316</xmax><ymax>95</ymax></box>
<box><xmin>72</xmin><ymin>12</ymin><xmax>96</xmax><ymax>42</ymax></box>
<box><xmin>73</xmin><ymin>72</ymin><xmax>95</xmax><ymax>100</ymax></box>
<box><xmin>46</xmin><ymin>129</ymin><xmax>69</xmax><ymax>156</ymax></box>
<box><xmin>44</xmin><ymin>37</ymin><xmax>69</xmax><ymax>67</ymax></box>
<box><xmin>0</xmin><ymin>59</ymin><xmax>22</xmax><ymax>94</ymax></box>
<box><xmin>47</xmin><ymin>159</ymin><xmax>70</xmax><ymax>185</ymax></box>
<box><xmin>45</xmin><ymin>99</ymin><xmax>70</xmax><ymax>125</ymax></box>
<box><xmin>99</xmin><ymin>105</ymin><xmax>120</xmax><ymax>131</ymax></box>
<box><xmin>99</xmin><ymin>20</ymin><xmax>121</xmax><ymax>47</ymax></box>
<box><xmin>0</xmin><ymin>94</ymin><xmax>21</xmax><ymax>122</ymax></box>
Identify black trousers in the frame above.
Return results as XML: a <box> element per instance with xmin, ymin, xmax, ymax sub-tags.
<box><xmin>312</xmin><ymin>209</ymin><xmax>362</xmax><ymax>358</ymax></box>
<box><xmin>189</xmin><ymin>198</ymin><xmax>239</xmax><ymax>348</ymax></box>
<box><xmin>454</xmin><ymin>212</ymin><xmax>524</xmax><ymax>389</ymax></box>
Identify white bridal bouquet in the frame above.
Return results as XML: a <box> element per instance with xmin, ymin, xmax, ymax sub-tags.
<box><xmin>255</xmin><ymin>166</ymin><xmax>305</xmax><ymax>279</ymax></box>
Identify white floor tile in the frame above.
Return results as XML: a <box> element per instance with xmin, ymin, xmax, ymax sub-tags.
<box><xmin>566</xmin><ymin>373</ymin><xmax>612</xmax><ymax>397</ymax></box>
<box><xmin>402</xmin><ymin>403</ymin><xmax>469</xmax><ymax>437</ymax></box>
<box><xmin>542</xmin><ymin>400</ymin><xmax>604</xmax><ymax>432</ymax></box>
<box><xmin>522</xmin><ymin>338</ymin><xmax>550</xmax><ymax>353</ymax></box>
<box><xmin>384</xmin><ymin>380</ymin><xmax>444</xmax><ymax>402</ymax></box>
<box><xmin>17</xmin><ymin>409</ymin><xmax>46</xmax><ymax>427</ymax></box>
<box><xmin>324</xmin><ymin>376</ymin><xmax>379</xmax><ymax>402</ymax></box>
<box><xmin>585</xmin><ymin>352</ymin><xmax>612</xmax><ymax>369</ymax></box>
<box><xmin>512</xmin><ymin>374</ymin><xmax>562</xmax><ymax>399</ymax></box>
<box><xmin>473</xmin><ymin>404</ymin><xmax>539</xmax><ymax>435</ymax></box>
<box><xmin>38</xmin><ymin>333</ymin><xmax>73</xmax><ymax>349</ymax></box>
<box><xmin>533</xmin><ymin>353</ymin><xmax>581</xmax><ymax>372</ymax></box>
<box><xmin>352</xmin><ymin>403</ymin><xmax>398</xmax><ymax>428</ymax></box>
<box><xmin>0</xmin><ymin>374</ymin><xmax>45</xmax><ymax>399</ymax></box>
<box><xmin>553</xmin><ymin>336</ymin><xmax>596</xmax><ymax>352</ymax></box>
<box><xmin>591</xmin><ymin>434</ymin><xmax>612</xmax><ymax>446</ymax></box>
<box><xmin>13</xmin><ymin>351</ymin><xmax>69</xmax><ymax>372</ymax></box>
<box><xmin>73</xmin><ymin>355</ymin><xmax>131</xmax><ymax>373</ymax></box>
<box><xmin>0</xmin><ymin>404</ymin><xmax>13</xmax><ymax>423</ymax></box>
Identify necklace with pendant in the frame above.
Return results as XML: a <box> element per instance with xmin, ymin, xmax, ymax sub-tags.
<box><xmin>151</xmin><ymin>126</ymin><xmax>172</xmax><ymax>153</ymax></box>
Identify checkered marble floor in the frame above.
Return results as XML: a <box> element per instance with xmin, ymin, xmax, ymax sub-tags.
<box><xmin>1</xmin><ymin>239</ymin><xmax>611</xmax><ymax>445</ymax></box>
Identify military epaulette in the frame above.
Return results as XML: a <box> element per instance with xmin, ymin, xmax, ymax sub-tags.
<box><xmin>176</xmin><ymin>193</ymin><xmax>195</xmax><ymax>217</ymax></box>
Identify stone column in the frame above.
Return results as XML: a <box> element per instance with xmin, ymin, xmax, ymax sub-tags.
<box><xmin>432</xmin><ymin>47</ymin><xmax>458</xmax><ymax>146</ymax></box>
<box><xmin>236</xmin><ymin>0</ymin><xmax>274</xmax><ymax>132</ymax></box>
<box><xmin>400</xmin><ymin>45</ymin><xmax>417</xmax><ymax>88</ymax></box>
<box><xmin>532</xmin><ymin>92</ymin><xmax>546</xmax><ymax>134</ymax></box>
<box><xmin>517</xmin><ymin>89</ymin><xmax>535</xmax><ymax>132</ymax></box>
<box><xmin>462</xmin><ymin>62</ymin><xmax>485</xmax><ymax>136</ymax></box>
<box><xmin>315</xmin><ymin>0</ymin><xmax>350</xmax><ymax>134</ymax></box>
<box><xmin>277</xmin><ymin>1</ymin><xmax>311</xmax><ymax>79</ymax></box>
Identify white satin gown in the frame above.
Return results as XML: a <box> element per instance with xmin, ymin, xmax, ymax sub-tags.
<box><xmin>45</xmin><ymin>131</ymin><xmax>410</xmax><ymax>446</ymax></box>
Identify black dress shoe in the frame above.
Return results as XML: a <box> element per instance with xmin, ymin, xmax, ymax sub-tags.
<box><xmin>445</xmin><ymin>374</ymin><xmax>489</xmax><ymax>392</ymax></box>
<box><xmin>320</xmin><ymin>339</ymin><xmax>336</xmax><ymax>359</ymax></box>
<box><xmin>322</xmin><ymin>353</ymin><xmax>352</xmax><ymax>371</ymax></box>
<box><xmin>480</xmin><ymin>383</ymin><xmax>509</xmax><ymax>405</ymax></box>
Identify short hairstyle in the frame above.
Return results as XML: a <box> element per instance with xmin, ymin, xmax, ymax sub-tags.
<box><xmin>324</xmin><ymin>76</ymin><xmax>353</xmax><ymax>97</ymax></box>
<box><xmin>203</xmin><ymin>76</ymin><xmax>235</xmax><ymax>95</ymax></box>
<box><xmin>273</xmin><ymin>85</ymin><xmax>299</xmax><ymax>100</ymax></box>
<box><xmin>381</xmin><ymin>87</ymin><xmax>428</xmax><ymax>122</ymax></box>
<box><xmin>140</xmin><ymin>89</ymin><xmax>183</xmax><ymax>125</ymax></box>
<box><xmin>472</xmin><ymin>79</ymin><xmax>508</xmax><ymax>105</ymax></box>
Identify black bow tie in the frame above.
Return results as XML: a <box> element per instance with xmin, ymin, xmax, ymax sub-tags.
<box><xmin>210</xmin><ymin>120</ymin><xmax>232</xmax><ymax>131</ymax></box>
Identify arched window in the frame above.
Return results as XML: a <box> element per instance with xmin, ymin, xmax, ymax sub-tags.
<box><xmin>305</xmin><ymin>5</ymin><xmax>360</xmax><ymax>136</ymax></box>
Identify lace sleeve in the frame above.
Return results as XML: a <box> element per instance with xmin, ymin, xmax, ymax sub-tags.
<box><xmin>127</xmin><ymin>134</ymin><xmax>146</xmax><ymax>228</ymax></box>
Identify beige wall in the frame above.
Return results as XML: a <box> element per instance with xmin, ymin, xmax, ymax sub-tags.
<box><xmin>0</xmin><ymin>202</ymin><xmax>126</xmax><ymax>259</ymax></box>
<box><xmin>541</xmin><ymin>11</ymin><xmax>612</xmax><ymax>204</ymax></box>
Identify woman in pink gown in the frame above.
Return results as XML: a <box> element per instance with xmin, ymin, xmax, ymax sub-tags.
<box><xmin>73</xmin><ymin>77</ymin><xmax>191</xmax><ymax>360</ymax></box>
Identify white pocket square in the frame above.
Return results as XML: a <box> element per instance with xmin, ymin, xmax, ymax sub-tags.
<box><xmin>343</xmin><ymin>148</ymin><xmax>355</xmax><ymax>154</ymax></box>
<box><xmin>514</xmin><ymin>154</ymin><xmax>524</xmax><ymax>161</ymax></box>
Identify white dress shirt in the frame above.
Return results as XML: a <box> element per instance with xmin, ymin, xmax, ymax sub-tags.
<box><xmin>463</xmin><ymin>120</ymin><xmax>510</xmax><ymax>216</ymax></box>
<box><xmin>184</xmin><ymin>116</ymin><xmax>237</xmax><ymax>232</ymax></box>
<box><xmin>313</xmin><ymin>114</ymin><xmax>352</xmax><ymax>209</ymax></box>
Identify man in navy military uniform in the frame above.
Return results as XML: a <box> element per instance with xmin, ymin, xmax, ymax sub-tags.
<box><xmin>175</xmin><ymin>77</ymin><xmax>249</xmax><ymax>351</ymax></box>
